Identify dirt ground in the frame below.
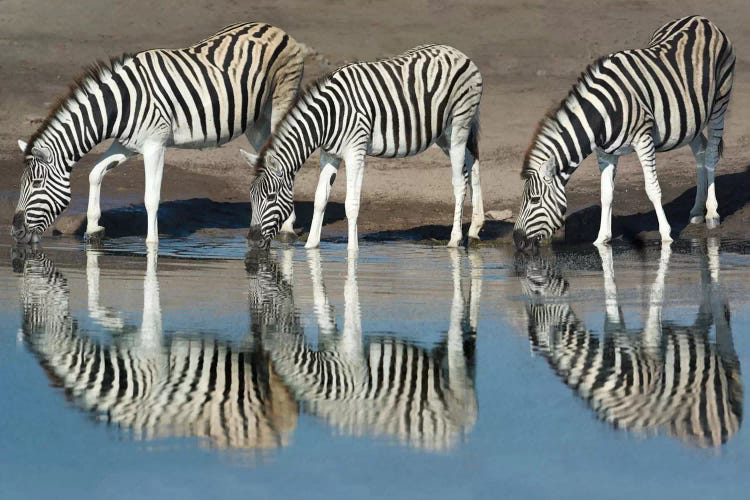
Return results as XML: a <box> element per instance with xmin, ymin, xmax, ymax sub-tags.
<box><xmin>2</xmin><ymin>0</ymin><xmax>750</xmax><ymax>245</ymax></box>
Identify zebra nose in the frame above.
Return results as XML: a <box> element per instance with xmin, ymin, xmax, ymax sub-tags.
<box><xmin>513</xmin><ymin>229</ymin><xmax>528</xmax><ymax>250</ymax></box>
<box><xmin>247</xmin><ymin>225</ymin><xmax>263</xmax><ymax>242</ymax></box>
<box><xmin>12</xmin><ymin>211</ymin><xmax>26</xmax><ymax>232</ymax></box>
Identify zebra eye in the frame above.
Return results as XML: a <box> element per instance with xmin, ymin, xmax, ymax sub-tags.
<box><xmin>267</xmin><ymin>192</ymin><xmax>277</xmax><ymax>203</ymax></box>
<box><xmin>529</xmin><ymin>196</ymin><xmax>541</xmax><ymax>204</ymax></box>
<box><xmin>31</xmin><ymin>179</ymin><xmax>43</xmax><ymax>189</ymax></box>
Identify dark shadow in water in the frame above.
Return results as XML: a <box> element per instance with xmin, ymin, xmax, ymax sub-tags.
<box><xmin>63</xmin><ymin>198</ymin><xmax>347</xmax><ymax>239</ymax></box>
<box><xmin>363</xmin><ymin>220</ymin><xmax>514</xmax><ymax>243</ymax></box>
<box><xmin>516</xmin><ymin>240</ymin><xmax>743</xmax><ymax>448</ymax></box>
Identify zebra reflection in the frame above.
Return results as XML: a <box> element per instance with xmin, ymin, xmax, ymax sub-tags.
<box><xmin>520</xmin><ymin>241</ymin><xmax>742</xmax><ymax>447</ymax></box>
<box><xmin>248</xmin><ymin>248</ymin><xmax>479</xmax><ymax>451</ymax></box>
<box><xmin>16</xmin><ymin>248</ymin><xmax>297</xmax><ymax>451</ymax></box>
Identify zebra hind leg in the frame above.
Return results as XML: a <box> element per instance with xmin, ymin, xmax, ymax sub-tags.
<box><xmin>688</xmin><ymin>134</ymin><xmax>708</xmax><ymax>225</ymax></box>
<box><xmin>703</xmin><ymin>120</ymin><xmax>726</xmax><ymax>230</ymax></box>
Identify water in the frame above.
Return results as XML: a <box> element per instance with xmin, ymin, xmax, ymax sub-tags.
<box><xmin>2</xmin><ymin>235</ymin><xmax>750</xmax><ymax>499</ymax></box>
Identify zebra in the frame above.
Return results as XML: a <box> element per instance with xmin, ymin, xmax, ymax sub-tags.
<box><xmin>11</xmin><ymin>22</ymin><xmax>304</xmax><ymax>246</ymax></box>
<box><xmin>241</xmin><ymin>44</ymin><xmax>484</xmax><ymax>250</ymax></box>
<box><xmin>250</xmin><ymin>248</ymin><xmax>479</xmax><ymax>451</ymax></box>
<box><xmin>16</xmin><ymin>247</ymin><xmax>298</xmax><ymax>451</ymax></box>
<box><xmin>513</xmin><ymin>16</ymin><xmax>735</xmax><ymax>250</ymax></box>
<box><xmin>519</xmin><ymin>241</ymin><xmax>742</xmax><ymax>447</ymax></box>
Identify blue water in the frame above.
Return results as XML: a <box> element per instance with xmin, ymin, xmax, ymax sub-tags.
<box><xmin>2</xmin><ymin>235</ymin><xmax>750</xmax><ymax>499</ymax></box>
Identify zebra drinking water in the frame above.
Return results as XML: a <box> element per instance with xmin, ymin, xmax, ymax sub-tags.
<box><xmin>11</xmin><ymin>23</ymin><xmax>304</xmax><ymax>246</ymax></box>
<box><xmin>519</xmin><ymin>242</ymin><xmax>742</xmax><ymax>447</ymax></box>
<box><xmin>513</xmin><ymin>16</ymin><xmax>735</xmax><ymax>250</ymax></box>
<box><xmin>242</xmin><ymin>44</ymin><xmax>484</xmax><ymax>250</ymax></box>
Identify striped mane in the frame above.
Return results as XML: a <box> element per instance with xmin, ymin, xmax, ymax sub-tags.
<box><xmin>25</xmin><ymin>54</ymin><xmax>133</xmax><ymax>155</ymax></box>
<box><xmin>521</xmin><ymin>57</ymin><xmax>606</xmax><ymax>179</ymax></box>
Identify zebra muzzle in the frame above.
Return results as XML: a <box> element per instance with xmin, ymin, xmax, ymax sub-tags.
<box><xmin>10</xmin><ymin>212</ymin><xmax>35</xmax><ymax>244</ymax></box>
<box><xmin>247</xmin><ymin>225</ymin><xmax>270</xmax><ymax>250</ymax></box>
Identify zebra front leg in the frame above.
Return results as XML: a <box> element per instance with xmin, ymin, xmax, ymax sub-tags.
<box><xmin>594</xmin><ymin>152</ymin><xmax>618</xmax><ymax>245</ymax></box>
<box><xmin>343</xmin><ymin>149</ymin><xmax>367</xmax><ymax>251</ymax></box>
<box><xmin>306</xmin><ymin>152</ymin><xmax>341</xmax><ymax>249</ymax></box>
<box><xmin>635</xmin><ymin>133</ymin><xmax>672</xmax><ymax>243</ymax></box>
<box><xmin>688</xmin><ymin>134</ymin><xmax>708</xmax><ymax>224</ymax></box>
<box><xmin>86</xmin><ymin>141</ymin><xmax>135</xmax><ymax>239</ymax></box>
<box><xmin>448</xmin><ymin>139</ymin><xmax>469</xmax><ymax>248</ymax></box>
<box><xmin>142</xmin><ymin>142</ymin><xmax>166</xmax><ymax>246</ymax></box>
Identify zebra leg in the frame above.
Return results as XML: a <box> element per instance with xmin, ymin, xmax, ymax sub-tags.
<box><xmin>635</xmin><ymin>134</ymin><xmax>672</xmax><ymax>243</ymax></box>
<box><xmin>142</xmin><ymin>142</ymin><xmax>166</xmax><ymax>246</ymax></box>
<box><xmin>343</xmin><ymin>148</ymin><xmax>367</xmax><ymax>251</ymax></box>
<box><xmin>704</xmin><ymin>119</ymin><xmax>726</xmax><ymax>229</ymax></box>
<box><xmin>446</xmin><ymin>130</ymin><xmax>470</xmax><ymax>248</ymax></box>
<box><xmin>466</xmin><ymin>148</ymin><xmax>484</xmax><ymax>242</ymax></box>
<box><xmin>688</xmin><ymin>134</ymin><xmax>708</xmax><ymax>224</ymax></box>
<box><xmin>594</xmin><ymin>152</ymin><xmax>618</xmax><ymax>245</ymax></box>
<box><xmin>85</xmin><ymin>141</ymin><xmax>135</xmax><ymax>239</ymax></box>
<box><xmin>305</xmin><ymin>152</ymin><xmax>341</xmax><ymax>249</ymax></box>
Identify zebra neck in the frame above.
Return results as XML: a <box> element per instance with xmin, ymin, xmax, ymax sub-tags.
<box><xmin>29</xmin><ymin>74</ymin><xmax>121</xmax><ymax>171</ymax></box>
<box><xmin>269</xmin><ymin>95</ymin><xmax>326</xmax><ymax>175</ymax></box>
<box><xmin>533</xmin><ymin>95</ymin><xmax>601</xmax><ymax>182</ymax></box>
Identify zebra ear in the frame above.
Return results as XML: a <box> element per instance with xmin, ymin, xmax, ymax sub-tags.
<box><xmin>31</xmin><ymin>145</ymin><xmax>53</xmax><ymax>164</ymax></box>
<box><xmin>542</xmin><ymin>157</ymin><xmax>556</xmax><ymax>182</ymax></box>
<box><xmin>18</xmin><ymin>139</ymin><xmax>28</xmax><ymax>153</ymax></box>
<box><xmin>239</xmin><ymin>149</ymin><xmax>259</xmax><ymax>168</ymax></box>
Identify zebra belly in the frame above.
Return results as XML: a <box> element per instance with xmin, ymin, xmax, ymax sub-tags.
<box><xmin>366</xmin><ymin>123</ymin><xmax>443</xmax><ymax>158</ymax></box>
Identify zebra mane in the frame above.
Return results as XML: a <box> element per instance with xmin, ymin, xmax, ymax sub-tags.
<box><xmin>253</xmin><ymin>73</ymin><xmax>334</xmax><ymax>178</ymax></box>
<box><xmin>25</xmin><ymin>54</ymin><xmax>134</xmax><ymax>156</ymax></box>
<box><xmin>521</xmin><ymin>57</ymin><xmax>606</xmax><ymax>179</ymax></box>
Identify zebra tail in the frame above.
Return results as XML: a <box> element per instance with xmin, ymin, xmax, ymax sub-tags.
<box><xmin>467</xmin><ymin>111</ymin><xmax>480</xmax><ymax>161</ymax></box>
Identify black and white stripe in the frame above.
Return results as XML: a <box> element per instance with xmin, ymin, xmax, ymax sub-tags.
<box><xmin>250</xmin><ymin>249</ymin><xmax>479</xmax><ymax>450</ymax></box>
<box><xmin>514</xmin><ymin>15</ymin><xmax>735</xmax><ymax>249</ymax></box>
<box><xmin>520</xmin><ymin>245</ymin><xmax>742</xmax><ymax>447</ymax></box>
<box><xmin>12</xmin><ymin>22</ymin><xmax>304</xmax><ymax>244</ymax></box>
<box><xmin>17</xmin><ymin>249</ymin><xmax>298</xmax><ymax>451</ymax></box>
<box><xmin>244</xmin><ymin>44</ymin><xmax>483</xmax><ymax>250</ymax></box>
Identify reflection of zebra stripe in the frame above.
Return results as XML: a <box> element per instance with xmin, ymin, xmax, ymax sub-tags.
<box><xmin>15</xmin><ymin>22</ymin><xmax>303</xmax><ymax>239</ymax></box>
<box><xmin>523</xmin><ymin>266</ymin><xmax>742</xmax><ymax>448</ymax></box>
<box><xmin>268</xmin><ymin>335</ymin><xmax>476</xmax><ymax>451</ymax></box>
<box><xmin>19</xmin><ymin>251</ymin><xmax>297</xmax><ymax>450</ymax></box>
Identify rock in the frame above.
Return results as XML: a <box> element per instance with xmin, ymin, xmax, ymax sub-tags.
<box><xmin>53</xmin><ymin>214</ymin><xmax>86</xmax><ymax>235</ymax></box>
<box><xmin>563</xmin><ymin>205</ymin><xmax>601</xmax><ymax>244</ymax></box>
<box><xmin>485</xmin><ymin>209</ymin><xmax>513</xmax><ymax>221</ymax></box>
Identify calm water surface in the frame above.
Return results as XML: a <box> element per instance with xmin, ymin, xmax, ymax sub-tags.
<box><xmin>2</xmin><ymin>236</ymin><xmax>750</xmax><ymax>499</ymax></box>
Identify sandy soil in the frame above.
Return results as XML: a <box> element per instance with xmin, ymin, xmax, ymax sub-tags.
<box><xmin>2</xmin><ymin>0</ymin><xmax>750</xmax><ymax>245</ymax></box>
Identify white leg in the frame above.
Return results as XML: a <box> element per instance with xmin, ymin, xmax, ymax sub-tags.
<box><xmin>139</xmin><ymin>246</ymin><xmax>162</xmax><ymax>351</ymax></box>
<box><xmin>343</xmin><ymin>149</ymin><xmax>366</xmax><ymax>251</ymax></box>
<box><xmin>594</xmin><ymin>152</ymin><xmax>619</xmax><ymax>245</ymax></box>
<box><xmin>689</xmin><ymin>134</ymin><xmax>708</xmax><ymax>224</ymax></box>
<box><xmin>704</xmin><ymin>121</ymin><xmax>725</xmax><ymax>229</ymax></box>
<box><xmin>634</xmin><ymin>134</ymin><xmax>672</xmax><ymax>243</ymax></box>
<box><xmin>447</xmin><ymin>132</ymin><xmax>469</xmax><ymax>248</ymax></box>
<box><xmin>341</xmin><ymin>247</ymin><xmax>363</xmax><ymax>361</ymax></box>
<box><xmin>305</xmin><ymin>152</ymin><xmax>341</xmax><ymax>249</ymax></box>
<box><xmin>595</xmin><ymin>242</ymin><xmax>623</xmax><ymax>330</ymax></box>
<box><xmin>142</xmin><ymin>142</ymin><xmax>166</xmax><ymax>246</ymax></box>
<box><xmin>86</xmin><ymin>141</ymin><xmax>135</xmax><ymax>237</ymax></box>
<box><xmin>466</xmin><ymin>149</ymin><xmax>484</xmax><ymax>240</ymax></box>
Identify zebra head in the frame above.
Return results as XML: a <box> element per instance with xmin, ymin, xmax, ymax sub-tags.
<box><xmin>12</xmin><ymin>140</ymin><xmax>71</xmax><ymax>244</ymax></box>
<box><xmin>513</xmin><ymin>157</ymin><xmax>566</xmax><ymax>251</ymax></box>
<box><xmin>243</xmin><ymin>149</ymin><xmax>294</xmax><ymax>250</ymax></box>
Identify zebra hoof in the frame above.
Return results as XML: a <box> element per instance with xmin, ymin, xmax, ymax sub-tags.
<box><xmin>689</xmin><ymin>215</ymin><xmax>705</xmax><ymax>225</ymax></box>
<box><xmin>706</xmin><ymin>217</ymin><xmax>720</xmax><ymax>230</ymax></box>
<box><xmin>85</xmin><ymin>228</ymin><xmax>105</xmax><ymax>243</ymax></box>
<box><xmin>466</xmin><ymin>236</ymin><xmax>481</xmax><ymax>249</ymax></box>
<box><xmin>276</xmin><ymin>231</ymin><xmax>298</xmax><ymax>244</ymax></box>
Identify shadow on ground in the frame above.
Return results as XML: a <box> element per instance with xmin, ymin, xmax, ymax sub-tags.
<box><xmin>564</xmin><ymin>167</ymin><xmax>750</xmax><ymax>243</ymax></box>
<box><xmin>363</xmin><ymin>220</ymin><xmax>515</xmax><ymax>245</ymax></box>
<box><xmin>58</xmin><ymin>198</ymin><xmax>347</xmax><ymax>239</ymax></box>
